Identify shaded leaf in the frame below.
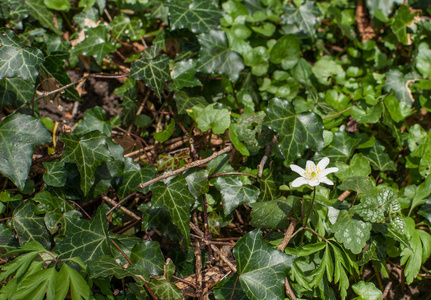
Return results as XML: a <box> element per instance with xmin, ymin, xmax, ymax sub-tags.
<box><xmin>335</xmin><ymin>153</ymin><xmax>371</xmax><ymax>181</ymax></box>
<box><xmin>213</xmin><ymin>274</ymin><xmax>248</xmax><ymax>300</ymax></box>
<box><xmin>25</xmin><ymin>0</ymin><xmax>62</xmax><ymax>34</ymax></box>
<box><xmin>233</xmin><ymin>229</ymin><xmax>295</xmax><ymax>300</ymax></box>
<box><xmin>13</xmin><ymin>267</ymin><xmax>57</xmax><ymax>300</ymax></box>
<box><xmin>171</xmin><ymin>59</ymin><xmax>202</xmax><ymax>89</ymax></box>
<box><xmin>0</xmin><ymin>114</ymin><xmax>51</xmax><ymax>190</ymax></box>
<box><xmin>147</xmin><ymin>260</ymin><xmax>182</xmax><ymax>300</ymax></box>
<box><xmin>384</xmin><ymin>69</ymin><xmax>415</xmax><ymax>107</ymax></box>
<box><xmin>117</xmin><ymin>158</ymin><xmax>157</xmax><ymax>199</ymax></box>
<box><xmin>154</xmin><ymin>119</ymin><xmax>175</xmax><ymax>143</ymax></box>
<box><xmin>197</xmin><ymin>30</ymin><xmax>244</xmax><ymax>82</ymax></box>
<box><xmin>111</xmin><ymin>15</ymin><xmax>143</xmax><ymax>41</ymax></box>
<box><xmin>416</xmin><ymin>48</ymin><xmax>431</xmax><ymax>79</ymax></box>
<box><xmin>74</xmin><ymin>106</ymin><xmax>112</xmax><ymax>136</ymax></box>
<box><xmin>0</xmin><ymin>224</ymin><xmax>19</xmax><ymax>254</ymax></box>
<box><xmin>174</xmin><ymin>90</ymin><xmax>208</xmax><ymax>115</ymax></box>
<box><xmin>56</xmin><ymin>263</ymin><xmax>91</xmax><ymax>300</ymax></box>
<box><xmin>312</xmin><ymin>58</ymin><xmax>344</xmax><ymax>86</ymax></box>
<box><xmin>0</xmin><ymin>77</ymin><xmax>34</xmax><ymax>106</ymax></box>
<box><xmin>184</xmin><ymin>168</ymin><xmax>209</xmax><ymax>199</ymax></box>
<box><xmin>195</xmin><ymin>103</ymin><xmax>231</xmax><ymax>134</ymax></box>
<box><xmin>42</xmin><ymin>160</ymin><xmax>67</xmax><ymax>187</ymax></box>
<box><xmin>130</xmin><ymin>241</ymin><xmax>164</xmax><ymax>276</ymax></box>
<box><xmin>281</xmin><ymin>1</ymin><xmax>320</xmax><ymax>39</ymax></box>
<box><xmin>88</xmin><ymin>255</ymin><xmax>149</xmax><ymax>281</ymax></box>
<box><xmin>269</xmin><ymin>35</ymin><xmax>299</xmax><ymax>70</ymax></box>
<box><xmin>337</xmin><ymin>176</ymin><xmax>375</xmax><ymax>196</ymax></box>
<box><xmin>391</xmin><ymin>5</ymin><xmax>414</xmax><ymax>45</ymax></box>
<box><xmin>361</xmin><ymin>140</ymin><xmax>396</xmax><ymax>172</ymax></box>
<box><xmin>316</xmin><ymin>127</ymin><xmax>359</xmax><ymax>163</ymax></box>
<box><xmin>250</xmin><ymin>197</ymin><xmax>292</xmax><ymax>229</ymax></box>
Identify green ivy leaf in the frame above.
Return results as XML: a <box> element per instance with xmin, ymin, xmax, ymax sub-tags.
<box><xmin>416</xmin><ymin>48</ymin><xmax>431</xmax><ymax>79</ymax></box>
<box><xmin>59</xmin><ymin>131</ymin><xmax>114</xmax><ymax>195</ymax></box>
<box><xmin>130</xmin><ymin>241</ymin><xmax>164</xmax><ymax>276</ymax></box>
<box><xmin>269</xmin><ymin>35</ymin><xmax>300</xmax><ymax>70</ymax></box>
<box><xmin>332</xmin><ymin>210</ymin><xmax>371</xmax><ymax>254</ymax></box>
<box><xmin>0</xmin><ymin>114</ymin><xmax>51</xmax><ymax>190</ymax></box>
<box><xmin>147</xmin><ymin>260</ymin><xmax>182</xmax><ymax>300</ymax></box>
<box><xmin>111</xmin><ymin>15</ymin><xmax>144</xmax><ymax>41</ymax></box>
<box><xmin>171</xmin><ymin>60</ymin><xmax>202</xmax><ymax>89</ymax></box>
<box><xmin>250</xmin><ymin>197</ymin><xmax>292</xmax><ymax>229</ymax></box>
<box><xmin>70</xmin><ymin>26</ymin><xmax>118</xmax><ymax>65</ymax></box>
<box><xmin>54</xmin><ymin>205</ymin><xmax>111</xmax><ymax>262</ymax></box>
<box><xmin>337</xmin><ymin>176</ymin><xmax>375</xmax><ymax>196</ymax></box>
<box><xmin>234</xmin><ymin>111</ymin><xmax>269</xmax><ymax>154</ymax></box>
<box><xmin>151</xmin><ymin>176</ymin><xmax>195</xmax><ymax>245</ymax></box>
<box><xmin>74</xmin><ymin>106</ymin><xmax>112</xmax><ymax>136</ymax></box>
<box><xmin>233</xmin><ymin>229</ymin><xmax>295</xmax><ymax>300</ymax></box>
<box><xmin>391</xmin><ymin>5</ymin><xmax>414</xmax><ymax>44</ymax></box>
<box><xmin>366</xmin><ymin>0</ymin><xmax>403</xmax><ymax>17</ymax></box>
<box><xmin>184</xmin><ymin>168</ymin><xmax>209</xmax><ymax>199</ymax></box>
<box><xmin>117</xmin><ymin>158</ymin><xmax>157</xmax><ymax>199</ymax></box>
<box><xmin>25</xmin><ymin>0</ymin><xmax>62</xmax><ymax>35</ymax></box>
<box><xmin>72</xmin><ymin>7</ymin><xmax>98</xmax><ymax>28</ymax></box>
<box><xmin>383</xmin><ymin>94</ymin><xmax>413</xmax><ymax>122</ymax></box>
<box><xmin>12</xmin><ymin>202</ymin><xmax>51</xmax><ymax>249</ymax></box>
<box><xmin>316</xmin><ymin>127</ymin><xmax>359</xmax><ymax>162</ymax></box>
<box><xmin>154</xmin><ymin>119</ymin><xmax>175</xmax><ymax>143</ymax></box>
<box><xmin>174</xmin><ymin>90</ymin><xmax>208</xmax><ymax>115</ymax></box>
<box><xmin>281</xmin><ymin>1</ymin><xmax>320</xmax><ymax>39</ymax></box>
<box><xmin>351</xmin><ymin>187</ymin><xmax>400</xmax><ymax>223</ymax></box>
<box><xmin>88</xmin><ymin>255</ymin><xmax>149</xmax><ymax>281</ymax></box>
<box><xmin>42</xmin><ymin>160</ymin><xmax>67</xmax><ymax>187</ymax></box>
<box><xmin>0</xmin><ymin>224</ymin><xmax>19</xmax><ymax>254</ymax></box>
<box><xmin>244</xmin><ymin>46</ymin><xmax>269</xmax><ymax>76</ymax></box>
<box><xmin>197</xmin><ymin>30</ymin><xmax>244</xmax><ymax>82</ymax></box>
<box><xmin>56</xmin><ymin>264</ymin><xmax>91</xmax><ymax>300</ymax></box>
<box><xmin>312</xmin><ymin>58</ymin><xmax>344</xmax><ymax>86</ymax></box>
<box><xmin>166</xmin><ymin>0</ymin><xmax>223</xmax><ymax>34</ymax></box>
<box><xmin>213</xmin><ymin>274</ymin><xmax>248</xmax><ymax>300</ymax></box>
<box><xmin>384</xmin><ymin>69</ymin><xmax>415</xmax><ymax>107</ymax></box>
<box><xmin>361</xmin><ymin>140</ymin><xmax>396</xmax><ymax>172</ymax></box>
<box><xmin>264</xmin><ymin>98</ymin><xmax>324</xmax><ymax>163</ymax></box>
<box><xmin>0</xmin><ymin>28</ymin><xmax>44</xmax><ymax>83</ymax></box>
<box><xmin>0</xmin><ymin>77</ymin><xmax>34</xmax><ymax>106</ymax></box>
<box><xmin>335</xmin><ymin>153</ymin><xmax>371</xmax><ymax>181</ymax></box>
<box><xmin>130</xmin><ymin>54</ymin><xmax>170</xmax><ymax>99</ymax></box>
<box><xmin>352</xmin><ymin>281</ymin><xmax>382</xmax><ymax>300</ymax></box>
<box><xmin>195</xmin><ymin>103</ymin><xmax>231</xmax><ymax>134</ymax></box>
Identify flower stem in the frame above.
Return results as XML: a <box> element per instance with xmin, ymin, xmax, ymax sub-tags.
<box><xmin>304</xmin><ymin>186</ymin><xmax>316</xmax><ymax>227</ymax></box>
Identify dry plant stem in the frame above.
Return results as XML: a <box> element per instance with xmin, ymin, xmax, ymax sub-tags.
<box><xmin>374</xmin><ymin>265</ymin><xmax>384</xmax><ymax>291</ymax></box>
<box><xmin>258</xmin><ymin>136</ymin><xmax>278</xmax><ymax>177</ymax></box>
<box><xmin>285</xmin><ymin>277</ymin><xmax>297</xmax><ymax>300</ymax></box>
<box><xmin>115</xmin><ymin>219</ymin><xmax>140</xmax><ymax>235</ymax></box>
<box><xmin>139</xmin><ymin>145</ymin><xmax>233</xmax><ymax>189</ymax></box>
<box><xmin>168</xmin><ymin>104</ymin><xmax>198</xmax><ymax>160</ymax></box>
<box><xmin>172</xmin><ymin>275</ymin><xmax>197</xmax><ymax>290</ymax></box>
<box><xmin>277</xmin><ymin>219</ymin><xmax>298</xmax><ymax>252</ymax></box>
<box><xmin>306</xmin><ymin>227</ymin><xmax>328</xmax><ymax>242</ymax></box>
<box><xmin>380</xmin><ymin>282</ymin><xmax>392</xmax><ymax>300</ymax></box>
<box><xmin>321</xmin><ymin>106</ymin><xmax>353</xmax><ymax>119</ymax></box>
<box><xmin>210</xmin><ymin>244</ymin><xmax>237</xmax><ymax>273</ymax></box>
<box><xmin>102</xmin><ymin>195</ymin><xmax>141</xmax><ymax>221</ymax></box>
<box><xmin>68</xmin><ymin>200</ymin><xmax>92</xmax><ymax>219</ymax></box>
<box><xmin>128</xmin><ymin>88</ymin><xmax>150</xmax><ymax>132</ymax></box>
<box><xmin>194</xmin><ymin>241</ymin><xmax>203</xmax><ymax>298</ymax></box>
<box><xmin>338</xmin><ymin>190</ymin><xmax>351</xmax><ymax>201</ymax></box>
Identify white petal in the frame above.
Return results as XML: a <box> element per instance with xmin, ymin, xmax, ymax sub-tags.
<box><xmin>290</xmin><ymin>164</ymin><xmax>306</xmax><ymax>175</ymax></box>
<box><xmin>317</xmin><ymin>157</ymin><xmax>330</xmax><ymax>170</ymax></box>
<box><xmin>309</xmin><ymin>179</ymin><xmax>320</xmax><ymax>186</ymax></box>
<box><xmin>320</xmin><ymin>167</ymin><xmax>339</xmax><ymax>176</ymax></box>
<box><xmin>319</xmin><ymin>177</ymin><xmax>334</xmax><ymax>185</ymax></box>
<box><xmin>306</xmin><ymin>160</ymin><xmax>316</xmax><ymax>169</ymax></box>
<box><xmin>292</xmin><ymin>177</ymin><xmax>308</xmax><ymax>187</ymax></box>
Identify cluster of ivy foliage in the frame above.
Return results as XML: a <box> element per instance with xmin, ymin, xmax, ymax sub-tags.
<box><xmin>1</xmin><ymin>0</ymin><xmax>431</xmax><ymax>299</ymax></box>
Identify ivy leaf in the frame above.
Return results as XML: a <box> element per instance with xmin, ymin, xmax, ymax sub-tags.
<box><xmin>117</xmin><ymin>158</ymin><xmax>157</xmax><ymax>199</ymax></box>
<box><xmin>335</xmin><ymin>154</ymin><xmax>371</xmax><ymax>181</ymax></box>
<box><xmin>184</xmin><ymin>168</ymin><xmax>209</xmax><ymax>199</ymax></box>
<box><xmin>264</xmin><ymin>98</ymin><xmax>324</xmax><ymax>163</ymax></box>
<box><xmin>111</xmin><ymin>15</ymin><xmax>144</xmax><ymax>41</ymax></box>
<box><xmin>337</xmin><ymin>176</ymin><xmax>375</xmax><ymax>196</ymax></box>
<box><xmin>269</xmin><ymin>35</ymin><xmax>300</xmax><ymax>70</ymax></box>
<box><xmin>147</xmin><ymin>260</ymin><xmax>182</xmax><ymax>300</ymax></box>
<box><xmin>0</xmin><ymin>77</ymin><xmax>34</xmax><ymax>106</ymax></box>
<box><xmin>250</xmin><ymin>197</ymin><xmax>292</xmax><ymax>229</ymax></box>
<box><xmin>351</xmin><ymin>188</ymin><xmax>400</xmax><ymax>223</ymax></box>
<box><xmin>332</xmin><ymin>210</ymin><xmax>371</xmax><ymax>254</ymax></box>
<box><xmin>233</xmin><ymin>229</ymin><xmax>295</xmax><ymax>300</ymax></box>
<box><xmin>74</xmin><ymin>106</ymin><xmax>112</xmax><ymax>136</ymax></box>
<box><xmin>166</xmin><ymin>0</ymin><xmax>223</xmax><ymax>34</ymax></box>
<box><xmin>0</xmin><ymin>114</ymin><xmax>52</xmax><ymax>190</ymax></box>
<box><xmin>0</xmin><ymin>224</ymin><xmax>19</xmax><ymax>254</ymax></box>
<box><xmin>130</xmin><ymin>241</ymin><xmax>164</xmax><ymax>276</ymax></box>
<box><xmin>213</xmin><ymin>274</ymin><xmax>248</xmax><ymax>300</ymax></box>
<box><xmin>312</xmin><ymin>58</ymin><xmax>344</xmax><ymax>86</ymax></box>
<box><xmin>214</xmin><ymin>176</ymin><xmax>260</xmax><ymax>215</ymax></box>
<box><xmin>391</xmin><ymin>5</ymin><xmax>414</xmax><ymax>45</ymax></box>
<box><xmin>352</xmin><ymin>281</ymin><xmax>382</xmax><ymax>300</ymax></box>
<box><xmin>56</xmin><ymin>264</ymin><xmax>91</xmax><ymax>300</ymax></box>
<box><xmin>233</xmin><ymin>111</ymin><xmax>269</xmax><ymax>154</ymax></box>
<box><xmin>281</xmin><ymin>1</ymin><xmax>320</xmax><ymax>39</ymax></box>
<box><xmin>42</xmin><ymin>160</ymin><xmax>67</xmax><ymax>187</ymax></box>
<box><xmin>151</xmin><ymin>176</ymin><xmax>195</xmax><ymax>245</ymax></box>
<box><xmin>384</xmin><ymin>69</ymin><xmax>415</xmax><ymax>107</ymax></box>
<box><xmin>197</xmin><ymin>30</ymin><xmax>245</xmax><ymax>82</ymax></box>
<box><xmin>366</xmin><ymin>0</ymin><xmax>403</xmax><ymax>17</ymax></box>
<box><xmin>12</xmin><ymin>202</ymin><xmax>51</xmax><ymax>249</ymax></box>
<box><xmin>416</xmin><ymin>48</ymin><xmax>431</xmax><ymax>79</ymax></box>
<box><xmin>88</xmin><ymin>255</ymin><xmax>149</xmax><ymax>281</ymax></box>
<box><xmin>316</xmin><ymin>127</ymin><xmax>360</xmax><ymax>163</ymax></box>
<box><xmin>171</xmin><ymin>60</ymin><xmax>202</xmax><ymax>89</ymax></box>
<box><xmin>361</xmin><ymin>140</ymin><xmax>396</xmax><ymax>172</ymax></box>
<box><xmin>70</xmin><ymin>26</ymin><xmax>118</xmax><ymax>65</ymax></box>
<box><xmin>130</xmin><ymin>54</ymin><xmax>170</xmax><ymax>99</ymax></box>
<box><xmin>154</xmin><ymin>119</ymin><xmax>175</xmax><ymax>143</ymax></box>
<box><xmin>195</xmin><ymin>103</ymin><xmax>231</xmax><ymax>134</ymax></box>
<box><xmin>243</xmin><ymin>46</ymin><xmax>269</xmax><ymax>76</ymax></box>
<box><xmin>0</xmin><ymin>28</ymin><xmax>44</xmax><ymax>83</ymax></box>
<box><xmin>174</xmin><ymin>90</ymin><xmax>208</xmax><ymax>114</ymax></box>
<box><xmin>54</xmin><ymin>205</ymin><xmax>111</xmax><ymax>262</ymax></box>
<box><xmin>59</xmin><ymin>131</ymin><xmax>113</xmax><ymax>195</ymax></box>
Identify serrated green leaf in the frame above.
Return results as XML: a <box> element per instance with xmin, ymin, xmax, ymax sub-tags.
<box><xmin>56</xmin><ymin>263</ymin><xmax>91</xmax><ymax>300</ymax></box>
<box><xmin>151</xmin><ymin>176</ymin><xmax>195</xmax><ymax>245</ymax></box>
<box><xmin>166</xmin><ymin>0</ymin><xmax>223</xmax><ymax>34</ymax></box>
<box><xmin>130</xmin><ymin>241</ymin><xmax>164</xmax><ymax>276</ymax></box>
<box><xmin>197</xmin><ymin>30</ymin><xmax>244</xmax><ymax>82</ymax></box>
<box><xmin>332</xmin><ymin>210</ymin><xmax>371</xmax><ymax>254</ymax></box>
<box><xmin>42</xmin><ymin>160</ymin><xmax>67</xmax><ymax>187</ymax></box>
<box><xmin>269</xmin><ymin>35</ymin><xmax>299</xmax><ymax>70</ymax></box>
<box><xmin>60</xmin><ymin>131</ymin><xmax>113</xmax><ymax>195</ymax></box>
<box><xmin>171</xmin><ymin>59</ymin><xmax>202</xmax><ymax>89</ymax></box>
<box><xmin>214</xmin><ymin>176</ymin><xmax>260</xmax><ymax>215</ymax></box>
<box><xmin>337</xmin><ymin>176</ymin><xmax>375</xmax><ymax>195</ymax></box>
<box><xmin>0</xmin><ymin>28</ymin><xmax>44</xmax><ymax>83</ymax></box>
<box><xmin>351</xmin><ymin>187</ymin><xmax>400</xmax><ymax>223</ymax></box>
<box><xmin>352</xmin><ymin>281</ymin><xmax>382</xmax><ymax>300</ymax></box>
<box><xmin>130</xmin><ymin>54</ymin><xmax>170</xmax><ymax>99</ymax></box>
<box><xmin>195</xmin><ymin>103</ymin><xmax>230</xmax><ymax>134</ymax></box>
<box><xmin>70</xmin><ymin>26</ymin><xmax>118</xmax><ymax>65</ymax></box>
<box><xmin>12</xmin><ymin>202</ymin><xmax>51</xmax><ymax>249</ymax></box>
<box><xmin>281</xmin><ymin>1</ymin><xmax>320</xmax><ymax>39</ymax></box>
<box><xmin>184</xmin><ymin>168</ymin><xmax>209</xmax><ymax>199</ymax></box>
<box><xmin>13</xmin><ymin>267</ymin><xmax>57</xmax><ymax>300</ymax></box>
<box><xmin>250</xmin><ymin>197</ymin><xmax>291</xmax><ymax>229</ymax></box>
<box><xmin>316</xmin><ymin>128</ymin><xmax>359</xmax><ymax>162</ymax></box>
<box><xmin>0</xmin><ymin>77</ymin><xmax>34</xmax><ymax>106</ymax></box>
<box><xmin>154</xmin><ymin>119</ymin><xmax>175</xmax><ymax>143</ymax></box>
<box><xmin>264</xmin><ymin>98</ymin><xmax>324</xmax><ymax>163</ymax></box>
<box><xmin>117</xmin><ymin>158</ymin><xmax>157</xmax><ymax>199</ymax></box>
<box><xmin>88</xmin><ymin>255</ymin><xmax>149</xmax><ymax>281</ymax></box>
<box><xmin>391</xmin><ymin>5</ymin><xmax>414</xmax><ymax>44</ymax></box>
<box><xmin>54</xmin><ymin>205</ymin><xmax>111</xmax><ymax>262</ymax></box>
<box><xmin>111</xmin><ymin>15</ymin><xmax>144</xmax><ymax>41</ymax></box>
<box><xmin>361</xmin><ymin>140</ymin><xmax>396</xmax><ymax>172</ymax></box>
<box><xmin>233</xmin><ymin>229</ymin><xmax>295</xmax><ymax>300</ymax></box>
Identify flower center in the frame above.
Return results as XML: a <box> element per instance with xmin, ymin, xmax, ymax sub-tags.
<box><xmin>305</xmin><ymin>166</ymin><xmax>321</xmax><ymax>180</ymax></box>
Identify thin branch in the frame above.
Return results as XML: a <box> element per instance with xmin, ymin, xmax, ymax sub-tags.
<box><xmin>105</xmin><ymin>192</ymin><xmax>138</xmax><ymax>216</ymax></box>
<box><xmin>172</xmin><ymin>275</ymin><xmax>197</xmax><ymax>290</ymax></box>
<box><xmin>102</xmin><ymin>195</ymin><xmax>141</xmax><ymax>221</ymax></box>
<box><xmin>277</xmin><ymin>219</ymin><xmax>298</xmax><ymax>252</ymax></box>
<box><xmin>139</xmin><ymin>145</ymin><xmax>233</xmax><ymax>189</ymax></box>
<box><xmin>258</xmin><ymin>136</ymin><xmax>278</xmax><ymax>177</ymax></box>
<box><xmin>230</xmin><ymin>82</ymin><xmax>243</xmax><ymax>114</ymax></box>
<box><xmin>68</xmin><ymin>200</ymin><xmax>92</xmax><ymax>219</ymax></box>
<box><xmin>285</xmin><ymin>277</ymin><xmax>297</xmax><ymax>300</ymax></box>
<box><xmin>322</xmin><ymin>106</ymin><xmax>353</xmax><ymax>119</ymax></box>
<box><xmin>379</xmin><ymin>282</ymin><xmax>392</xmax><ymax>300</ymax></box>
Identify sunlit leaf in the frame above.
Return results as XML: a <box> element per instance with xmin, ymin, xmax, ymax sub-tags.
<box><xmin>281</xmin><ymin>1</ymin><xmax>320</xmax><ymax>39</ymax></box>
<box><xmin>361</xmin><ymin>140</ymin><xmax>396</xmax><ymax>172</ymax></box>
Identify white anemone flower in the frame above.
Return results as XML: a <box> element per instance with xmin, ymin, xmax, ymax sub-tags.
<box><xmin>290</xmin><ymin>157</ymin><xmax>338</xmax><ymax>188</ymax></box>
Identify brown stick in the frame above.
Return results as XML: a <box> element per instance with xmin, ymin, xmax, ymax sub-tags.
<box><xmin>379</xmin><ymin>281</ymin><xmax>392</xmax><ymax>300</ymax></box>
<box><xmin>258</xmin><ymin>136</ymin><xmax>278</xmax><ymax>177</ymax></box>
<box><xmin>139</xmin><ymin>145</ymin><xmax>233</xmax><ymax>189</ymax></box>
<box><xmin>277</xmin><ymin>219</ymin><xmax>298</xmax><ymax>252</ymax></box>
<box><xmin>102</xmin><ymin>195</ymin><xmax>141</xmax><ymax>221</ymax></box>
<box><xmin>285</xmin><ymin>277</ymin><xmax>297</xmax><ymax>300</ymax></box>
